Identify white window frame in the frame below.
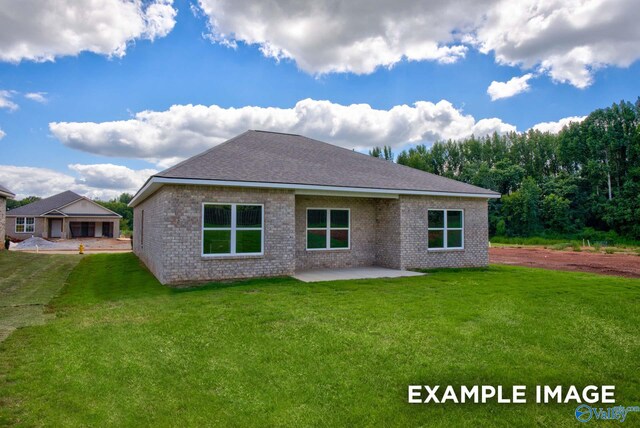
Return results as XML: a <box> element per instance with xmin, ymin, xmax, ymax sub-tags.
<box><xmin>427</xmin><ymin>209</ymin><xmax>464</xmax><ymax>251</ymax></box>
<box><xmin>306</xmin><ymin>208</ymin><xmax>350</xmax><ymax>251</ymax></box>
<box><xmin>15</xmin><ymin>217</ymin><xmax>35</xmax><ymax>234</ymax></box>
<box><xmin>201</xmin><ymin>203</ymin><xmax>264</xmax><ymax>257</ymax></box>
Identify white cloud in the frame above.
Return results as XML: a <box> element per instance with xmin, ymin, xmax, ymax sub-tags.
<box><xmin>487</xmin><ymin>74</ymin><xmax>533</xmax><ymax>100</ymax></box>
<box><xmin>68</xmin><ymin>163</ymin><xmax>157</xmax><ymax>191</ymax></box>
<box><xmin>0</xmin><ymin>90</ymin><xmax>18</xmax><ymax>111</ymax></box>
<box><xmin>530</xmin><ymin>116</ymin><xmax>586</xmax><ymax>134</ymax></box>
<box><xmin>196</xmin><ymin>0</ymin><xmax>485</xmax><ymax>74</ymax></box>
<box><xmin>476</xmin><ymin>0</ymin><xmax>640</xmax><ymax>88</ymax></box>
<box><xmin>196</xmin><ymin>0</ymin><xmax>640</xmax><ymax>87</ymax></box>
<box><xmin>0</xmin><ymin>128</ymin><xmax>5</xmax><ymax>139</ymax></box>
<box><xmin>0</xmin><ymin>0</ymin><xmax>177</xmax><ymax>63</ymax></box>
<box><xmin>50</xmin><ymin>98</ymin><xmax>517</xmax><ymax>166</ymax></box>
<box><xmin>24</xmin><ymin>92</ymin><xmax>48</xmax><ymax>103</ymax></box>
<box><xmin>0</xmin><ymin>164</ymin><xmax>156</xmax><ymax>200</ymax></box>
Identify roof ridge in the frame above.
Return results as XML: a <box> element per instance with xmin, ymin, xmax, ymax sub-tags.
<box><xmin>252</xmin><ymin>129</ymin><xmax>302</xmax><ymax>137</ymax></box>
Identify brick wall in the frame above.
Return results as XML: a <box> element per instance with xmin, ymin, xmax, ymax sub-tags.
<box><xmin>400</xmin><ymin>195</ymin><xmax>488</xmax><ymax>269</ymax></box>
<box><xmin>374</xmin><ymin>198</ymin><xmax>402</xmax><ymax>269</ymax></box>
<box><xmin>0</xmin><ymin>197</ymin><xmax>5</xmax><ymax>246</ymax></box>
<box><xmin>134</xmin><ymin>186</ymin><xmax>490</xmax><ymax>285</ymax></box>
<box><xmin>295</xmin><ymin>196</ymin><xmax>378</xmax><ymax>270</ymax></box>
<box><xmin>133</xmin><ymin>187</ymin><xmax>170</xmax><ymax>283</ymax></box>
<box><xmin>134</xmin><ymin>185</ymin><xmax>296</xmax><ymax>285</ymax></box>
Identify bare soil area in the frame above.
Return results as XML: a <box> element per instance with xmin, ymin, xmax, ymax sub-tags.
<box><xmin>490</xmin><ymin>246</ymin><xmax>640</xmax><ymax>278</ymax></box>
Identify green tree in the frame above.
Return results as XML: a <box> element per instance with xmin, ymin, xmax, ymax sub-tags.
<box><xmin>500</xmin><ymin>178</ymin><xmax>542</xmax><ymax>236</ymax></box>
<box><xmin>6</xmin><ymin>196</ymin><xmax>41</xmax><ymax>211</ymax></box>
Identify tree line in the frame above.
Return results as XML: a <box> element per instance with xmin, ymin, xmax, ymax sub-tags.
<box><xmin>371</xmin><ymin>98</ymin><xmax>640</xmax><ymax>240</ymax></box>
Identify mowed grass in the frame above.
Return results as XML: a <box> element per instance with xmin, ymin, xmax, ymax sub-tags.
<box><xmin>0</xmin><ymin>252</ymin><xmax>81</xmax><ymax>342</ymax></box>
<box><xmin>1</xmin><ymin>254</ymin><xmax>639</xmax><ymax>427</ymax></box>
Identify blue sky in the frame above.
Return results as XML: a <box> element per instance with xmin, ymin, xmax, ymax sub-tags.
<box><xmin>1</xmin><ymin>0</ymin><xmax>639</xmax><ymax>199</ymax></box>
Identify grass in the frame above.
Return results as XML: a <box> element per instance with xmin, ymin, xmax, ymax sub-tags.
<box><xmin>0</xmin><ymin>254</ymin><xmax>639</xmax><ymax>426</ymax></box>
<box><xmin>0</xmin><ymin>252</ymin><xmax>81</xmax><ymax>342</ymax></box>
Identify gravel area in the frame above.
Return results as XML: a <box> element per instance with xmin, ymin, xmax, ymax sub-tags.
<box><xmin>10</xmin><ymin>237</ymin><xmax>131</xmax><ymax>253</ymax></box>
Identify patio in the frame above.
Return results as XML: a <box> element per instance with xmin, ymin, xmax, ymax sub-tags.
<box><xmin>292</xmin><ymin>266</ymin><xmax>424</xmax><ymax>282</ymax></box>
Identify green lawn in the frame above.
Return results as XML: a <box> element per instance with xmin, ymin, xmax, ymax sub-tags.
<box><xmin>1</xmin><ymin>253</ymin><xmax>639</xmax><ymax>426</ymax></box>
<box><xmin>0</xmin><ymin>252</ymin><xmax>81</xmax><ymax>342</ymax></box>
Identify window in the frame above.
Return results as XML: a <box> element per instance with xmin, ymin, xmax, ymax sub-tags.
<box><xmin>202</xmin><ymin>204</ymin><xmax>263</xmax><ymax>256</ymax></box>
<box><xmin>306</xmin><ymin>208</ymin><xmax>350</xmax><ymax>250</ymax></box>
<box><xmin>428</xmin><ymin>209</ymin><xmax>463</xmax><ymax>250</ymax></box>
<box><xmin>15</xmin><ymin>217</ymin><xmax>35</xmax><ymax>233</ymax></box>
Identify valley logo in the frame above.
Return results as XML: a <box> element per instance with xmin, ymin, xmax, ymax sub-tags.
<box><xmin>575</xmin><ymin>404</ymin><xmax>640</xmax><ymax>423</ymax></box>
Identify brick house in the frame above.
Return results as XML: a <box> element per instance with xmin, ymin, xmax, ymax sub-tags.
<box><xmin>130</xmin><ymin>130</ymin><xmax>500</xmax><ymax>285</ymax></box>
<box><xmin>0</xmin><ymin>184</ymin><xmax>16</xmax><ymax>248</ymax></box>
<box><xmin>6</xmin><ymin>191</ymin><xmax>121</xmax><ymax>241</ymax></box>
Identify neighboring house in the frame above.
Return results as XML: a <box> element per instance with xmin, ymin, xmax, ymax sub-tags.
<box><xmin>130</xmin><ymin>130</ymin><xmax>500</xmax><ymax>285</ymax></box>
<box><xmin>6</xmin><ymin>191</ymin><xmax>121</xmax><ymax>240</ymax></box>
<box><xmin>0</xmin><ymin>184</ymin><xmax>16</xmax><ymax>247</ymax></box>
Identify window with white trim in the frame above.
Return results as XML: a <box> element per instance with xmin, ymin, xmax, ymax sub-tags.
<box><xmin>428</xmin><ymin>209</ymin><xmax>464</xmax><ymax>250</ymax></box>
<box><xmin>15</xmin><ymin>217</ymin><xmax>35</xmax><ymax>233</ymax></box>
<box><xmin>202</xmin><ymin>204</ymin><xmax>263</xmax><ymax>256</ymax></box>
<box><xmin>306</xmin><ymin>208</ymin><xmax>350</xmax><ymax>250</ymax></box>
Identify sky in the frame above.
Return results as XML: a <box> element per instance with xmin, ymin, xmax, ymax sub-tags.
<box><xmin>0</xmin><ymin>0</ymin><xmax>639</xmax><ymax>199</ymax></box>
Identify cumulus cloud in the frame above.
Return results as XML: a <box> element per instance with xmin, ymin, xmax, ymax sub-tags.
<box><xmin>196</xmin><ymin>0</ymin><xmax>486</xmax><ymax>74</ymax></box>
<box><xmin>0</xmin><ymin>0</ymin><xmax>177</xmax><ymax>63</ymax></box>
<box><xmin>24</xmin><ymin>92</ymin><xmax>48</xmax><ymax>103</ymax></box>
<box><xmin>0</xmin><ymin>128</ymin><xmax>5</xmax><ymax>139</ymax></box>
<box><xmin>68</xmin><ymin>163</ymin><xmax>157</xmax><ymax>191</ymax></box>
<box><xmin>0</xmin><ymin>164</ymin><xmax>156</xmax><ymax>200</ymax></box>
<box><xmin>487</xmin><ymin>74</ymin><xmax>533</xmax><ymax>100</ymax></box>
<box><xmin>530</xmin><ymin>116</ymin><xmax>586</xmax><ymax>134</ymax></box>
<box><xmin>0</xmin><ymin>90</ymin><xmax>18</xmax><ymax>111</ymax></box>
<box><xmin>195</xmin><ymin>0</ymin><xmax>640</xmax><ymax>87</ymax></box>
<box><xmin>475</xmin><ymin>0</ymin><xmax>640</xmax><ymax>88</ymax></box>
<box><xmin>50</xmin><ymin>98</ymin><xmax>517</xmax><ymax>166</ymax></box>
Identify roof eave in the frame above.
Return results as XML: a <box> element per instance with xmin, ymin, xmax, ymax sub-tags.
<box><xmin>129</xmin><ymin>176</ymin><xmax>501</xmax><ymax>207</ymax></box>
<box><xmin>0</xmin><ymin>190</ymin><xmax>15</xmax><ymax>199</ymax></box>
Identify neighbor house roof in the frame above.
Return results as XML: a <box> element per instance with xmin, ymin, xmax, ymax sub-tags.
<box><xmin>130</xmin><ymin>130</ymin><xmax>500</xmax><ymax>207</ymax></box>
<box><xmin>7</xmin><ymin>190</ymin><xmax>120</xmax><ymax>217</ymax></box>
<box><xmin>0</xmin><ymin>183</ymin><xmax>15</xmax><ymax>199</ymax></box>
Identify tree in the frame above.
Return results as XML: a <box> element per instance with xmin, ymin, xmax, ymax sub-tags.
<box><xmin>6</xmin><ymin>196</ymin><xmax>41</xmax><ymax>211</ymax></box>
<box><xmin>500</xmin><ymin>178</ymin><xmax>542</xmax><ymax>236</ymax></box>
<box><xmin>541</xmin><ymin>194</ymin><xmax>572</xmax><ymax>233</ymax></box>
<box><xmin>369</xmin><ymin>146</ymin><xmax>394</xmax><ymax>161</ymax></box>
<box><xmin>95</xmin><ymin>193</ymin><xmax>133</xmax><ymax>232</ymax></box>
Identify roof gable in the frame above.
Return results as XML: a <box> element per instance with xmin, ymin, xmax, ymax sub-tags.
<box><xmin>7</xmin><ymin>191</ymin><xmax>83</xmax><ymax>216</ymax></box>
<box><xmin>6</xmin><ymin>191</ymin><xmax>120</xmax><ymax>218</ymax></box>
<box><xmin>153</xmin><ymin>130</ymin><xmax>499</xmax><ymax>196</ymax></box>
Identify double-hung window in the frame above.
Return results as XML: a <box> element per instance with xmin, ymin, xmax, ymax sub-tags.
<box><xmin>202</xmin><ymin>204</ymin><xmax>263</xmax><ymax>256</ymax></box>
<box><xmin>428</xmin><ymin>209</ymin><xmax>464</xmax><ymax>250</ymax></box>
<box><xmin>306</xmin><ymin>208</ymin><xmax>350</xmax><ymax>250</ymax></box>
<box><xmin>16</xmin><ymin>217</ymin><xmax>35</xmax><ymax>233</ymax></box>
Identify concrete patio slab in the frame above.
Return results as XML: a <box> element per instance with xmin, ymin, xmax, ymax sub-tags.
<box><xmin>292</xmin><ymin>266</ymin><xmax>425</xmax><ymax>283</ymax></box>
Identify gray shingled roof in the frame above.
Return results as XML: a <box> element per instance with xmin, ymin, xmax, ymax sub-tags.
<box><xmin>155</xmin><ymin>130</ymin><xmax>499</xmax><ymax>196</ymax></box>
<box><xmin>0</xmin><ymin>183</ymin><xmax>14</xmax><ymax>198</ymax></box>
<box><xmin>7</xmin><ymin>191</ymin><xmax>83</xmax><ymax>216</ymax></box>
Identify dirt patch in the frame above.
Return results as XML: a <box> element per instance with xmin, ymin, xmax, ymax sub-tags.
<box><xmin>490</xmin><ymin>247</ymin><xmax>640</xmax><ymax>278</ymax></box>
